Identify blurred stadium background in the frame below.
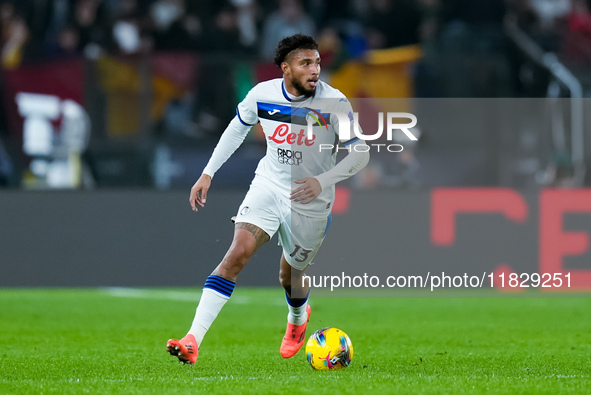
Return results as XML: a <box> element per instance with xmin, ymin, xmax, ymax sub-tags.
<box><xmin>0</xmin><ymin>0</ymin><xmax>590</xmax><ymax>289</ymax></box>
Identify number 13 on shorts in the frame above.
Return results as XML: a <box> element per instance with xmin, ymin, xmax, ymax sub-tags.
<box><xmin>290</xmin><ymin>245</ymin><xmax>313</xmax><ymax>264</ymax></box>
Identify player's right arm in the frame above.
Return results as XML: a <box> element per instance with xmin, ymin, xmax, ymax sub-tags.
<box><xmin>189</xmin><ymin>87</ymin><xmax>259</xmax><ymax>212</ymax></box>
<box><xmin>189</xmin><ymin>173</ymin><xmax>211</xmax><ymax>211</ymax></box>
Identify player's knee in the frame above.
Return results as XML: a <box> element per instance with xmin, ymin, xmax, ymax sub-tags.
<box><xmin>223</xmin><ymin>245</ymin><xmax>252</xmax><ymax>270</ymax></box>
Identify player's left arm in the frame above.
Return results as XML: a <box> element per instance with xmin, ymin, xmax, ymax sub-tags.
<box><xmin>290</xmin><ymin>140</ymin><xmax>370</xmax><ymax>204</ymax></box>
<box><xmin>291</xmin><ymin>94</ymin><xmax>369</xmax><ymax>204</ymax></box>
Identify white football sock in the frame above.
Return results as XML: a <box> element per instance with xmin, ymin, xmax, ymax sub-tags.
<box><xmin>286</xmin><ymin>291</ymin><xmax>309</xmax><ymax>325</ymax></box>
<box><xmin>188</xmin><ymin>275</ymin><xmax>235</xmax><ymax>346</ymax></box>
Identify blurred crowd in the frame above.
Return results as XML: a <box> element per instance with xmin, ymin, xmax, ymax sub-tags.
<box><xmin>0</xmin><ymin>0</ymin><xmax>424</xmax><ymax>71</ymax></box>
<box><xmin>0</xmin><ymin>0</ymin><xmax>589</xmax><ymax>72</ymax></box>
<box><xmin>1</xmin><ymin>0</ymin><xmax>590</xmax><ymax>189</ymax></box>
<box><xmin>0</xmin><ymin>1</ymin><xmax>569</xmax><ymax>64</ymax></box>
<box><xmin>0</xmin><ymin>0</ymin><xmax>589</xmax><ymax>70</ymax></box>
<box><xmin>513</xmin><ymin>0</ymin><xmax>591</xmax><ymax>67</ymax></box>
<box><xmin>0</xmin><ymin>0</ymin><xmax>380</xmax><ymax>69</ymax></box>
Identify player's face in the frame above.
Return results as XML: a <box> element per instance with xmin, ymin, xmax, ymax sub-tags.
<box><xmin>283</xmin><ymin>49</ymin><xmax>321</xmax><ymax>97</ymax></box>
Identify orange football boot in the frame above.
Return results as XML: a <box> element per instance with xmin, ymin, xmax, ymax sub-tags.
<box><xmin>280</xmin><ymin>304</ymin><xmax>311</xmax><ymax>358</ymax></box>
<box><xmin>167</xmin><ymin>334</ymin><xmax>198</xmax><ymax>365</ymax></box>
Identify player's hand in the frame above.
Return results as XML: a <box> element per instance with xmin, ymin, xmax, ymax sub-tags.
<box><xmin>189</xmin><ymin>174</ymin><xmax>211</xmax><ymax>212</ymax></box>
<box><xmin>290</xmin><ymin>177</ymin><xmax>322</xmax><ymax>204</ymax></box>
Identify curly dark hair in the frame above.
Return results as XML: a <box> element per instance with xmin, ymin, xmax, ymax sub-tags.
<box><xmin>273</xmin><ymin>34</ymin><xmax>318</xmax><ymax>68</ymax></box>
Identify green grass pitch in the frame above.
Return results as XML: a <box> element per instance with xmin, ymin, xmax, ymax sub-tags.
<box><xmin>0</xmin><ymin>288</ymin><xmax>589</xmax><ymax>394</ymax></box>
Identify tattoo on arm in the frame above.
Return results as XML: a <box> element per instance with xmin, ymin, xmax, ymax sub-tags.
<box><xmin>236</xmin><ymin>222</ymin><xmax>270</xmax><ymax>247</ymax></box>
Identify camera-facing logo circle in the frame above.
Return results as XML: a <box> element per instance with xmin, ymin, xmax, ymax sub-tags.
<box><xmin>240</xmin><ymin>206</ymin><xmax>250</xmax><ymax>216</ymax></box>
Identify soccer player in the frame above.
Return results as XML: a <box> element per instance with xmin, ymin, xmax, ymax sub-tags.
<box><xmin>167</xmin><ymin>34</ymin><xmax>369</xmax><ymax>365</ymax></box>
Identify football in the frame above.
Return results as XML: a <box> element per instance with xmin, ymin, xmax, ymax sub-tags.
<box><xmin>305</xmin><ymin>327</ymin><xmax>353</xmax><ymax>370</ymax></box>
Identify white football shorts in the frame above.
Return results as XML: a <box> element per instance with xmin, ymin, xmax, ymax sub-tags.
<box><xmin>234</xmin><ymin>177</ymin><xmax>331</xmax><ymax>271</ymax></box>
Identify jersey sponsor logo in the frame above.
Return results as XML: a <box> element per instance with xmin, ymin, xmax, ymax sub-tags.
<box><xmin>269</xmin><ymin>124</ymin><xmax>315</xmax><ymax>146</ymax></box>
<box><xmin>277</xmin><ymin>148</ymin><xmax>303</xmax><ymax>166</ymax></box>
<box><xmin>268</xmin><ymin>109</ymin><xmax>280</xmax><ymax>115</ymax></box>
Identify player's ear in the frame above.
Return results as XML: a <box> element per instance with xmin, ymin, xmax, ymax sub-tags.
<box><xmin>281</xmin><ymin>61</ymin><xmax>290</xmax><ymax>75</ymax></box>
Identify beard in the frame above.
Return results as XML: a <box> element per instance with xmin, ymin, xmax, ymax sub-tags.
<box><xmin>291</xmin><ymin>77</ymin><xmax>315</xmax><ymax>97</ymax></box>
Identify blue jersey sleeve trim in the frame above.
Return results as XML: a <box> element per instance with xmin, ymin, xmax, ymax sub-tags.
<box><xmin>236</xmin><ymin>107</ymin><xmax>254</xmax><ymax>126</ymax></box>
<box><xmin>343</xmin><ymin>137</ymin><xmax>360</xmax><ymax>146</ymax></box>
<box><xmin>323</xmin><ymin>213</ymin><xmax>332</xmax><ymax>238</ymax></box>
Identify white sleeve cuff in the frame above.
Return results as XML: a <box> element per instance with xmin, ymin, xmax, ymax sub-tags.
<box><xmin>315</xmin><ymin>140</ymin><xmax>370</xmax><ymax>190</ymax></box>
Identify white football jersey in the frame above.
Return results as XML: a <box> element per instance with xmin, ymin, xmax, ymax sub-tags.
<box><xmin>236</xmin><ymin>78</ymin><xmax>359</xmax><ymax>217</ymax></box>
